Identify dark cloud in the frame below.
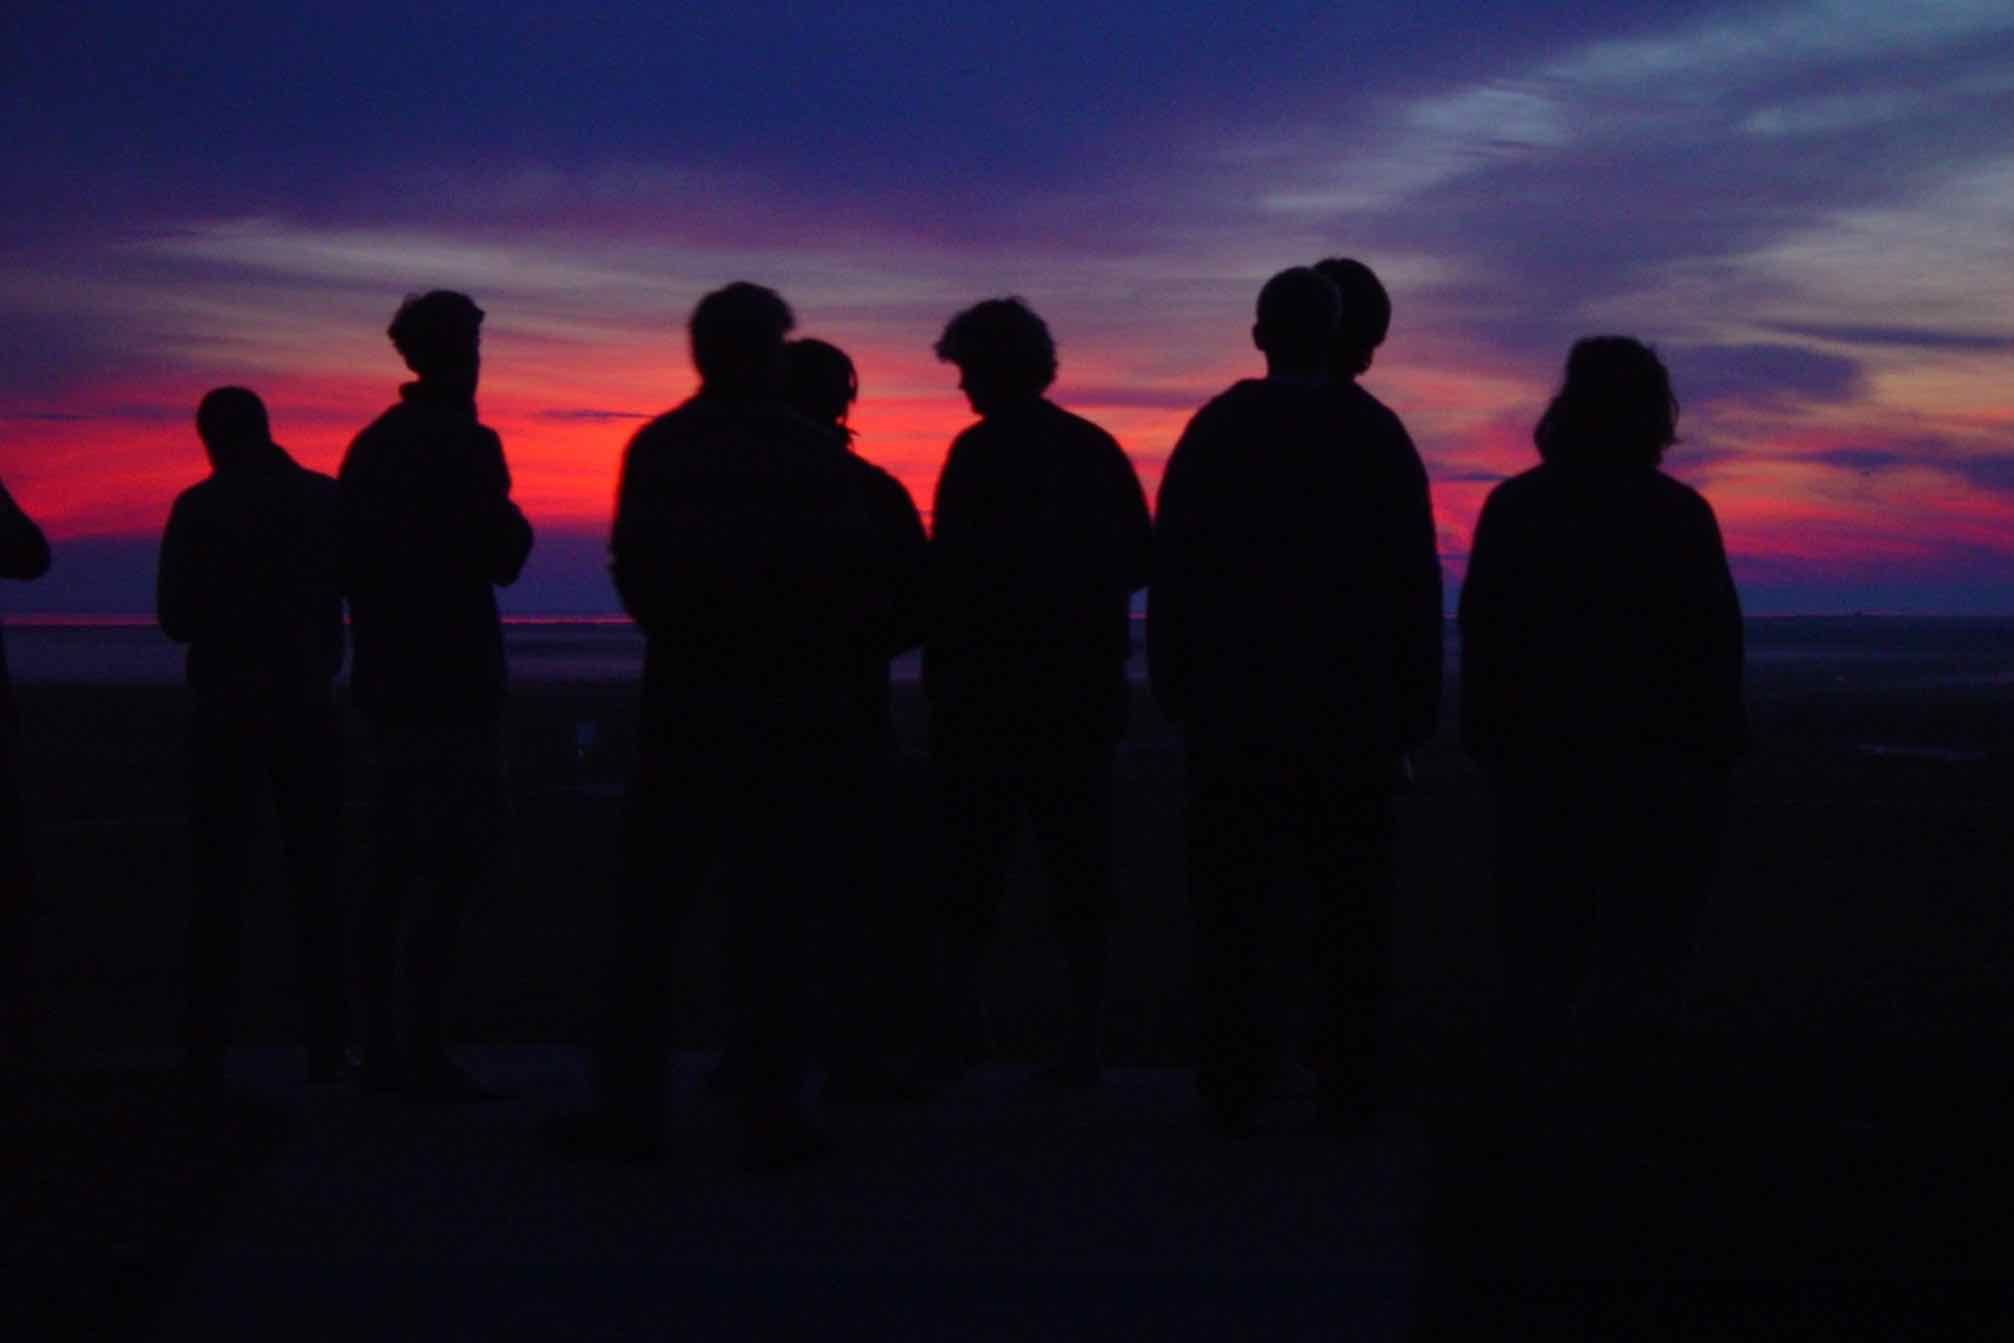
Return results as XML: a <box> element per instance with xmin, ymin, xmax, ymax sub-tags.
<box><xmin>1761</xmin><ymin>322</ymin><xmax>2014</xmax><ymax>352</ymax></box>
<box><xmin>1666</xmin><ymin>343</ymin><xmax>1863</xmax><ymax>410</ymax></box>
<box><xmin>534</xmin><ymin>408</ymin><xmax>650</xmax><ymax>423</ymax></box>
<box><xmin>1812</xmin><ymin>447</ymin><xmax>1908</xmax><ymax>474</ymax></box>
<box><xmin>1055</xmin><ymin>384</ymin><xmax>1210</xmax><ymax>411</ymax></box>
<box><xmin>1953</xmin><ymin>455</ymin><xmax>2014</xmax><ymax>494</ymax></box>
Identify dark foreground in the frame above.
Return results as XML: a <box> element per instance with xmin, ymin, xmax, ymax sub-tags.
<box><xmin>6</xmin><ymin>670</ymin><xmax>2014</xmax><ymax>1336</ymax></box>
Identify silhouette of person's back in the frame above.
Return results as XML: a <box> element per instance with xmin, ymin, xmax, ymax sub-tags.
<box><xmin>1459</xmin><ymin>336</ymin><xmax>1746</xmax><ymax>1095</ymax></box>
<box><xmin>0</xmin><ymin>477</ymin><xmax>49</xmax><ymax>1070</ymax></box>
<box><xmin>340</xmin><ymin>291</ymin><xmax>533</xmax><ymax>1100</ymax></box>
<box><xmin>558</xmin><ymin>285</ymin><xmax>923</xmax><ymax>1168</ymax></box>
<box><xmin>922</xmin><ymin>297</ymin><xmax>1152</xmax><ymax>1088</ymax></box>
<box><xmin>1150</xmin><ymin>265</ymin><xmax>1441</xmax><ymax>1134</ymax></box>
<box><xmin>779</xmin><ymin>336</ymin><xmax>931</xmax><ymax>1101</ymax></box>
<box><xmin>158</xmin><ymin>388</ymin><xmax>348</xmax><ymax>1082</ymax></box>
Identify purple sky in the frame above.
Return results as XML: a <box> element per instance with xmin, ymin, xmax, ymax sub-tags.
<box><xmin>3</xmin><ymin>0</ymin><xmax>2013</xmax><ymax>613</ymax></box>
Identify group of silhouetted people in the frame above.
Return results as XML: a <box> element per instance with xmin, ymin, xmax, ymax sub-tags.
<box><xmin>0</xmin><ymin>256</ymin><xmax>1747</xmax><ymax>1171</ymax></box>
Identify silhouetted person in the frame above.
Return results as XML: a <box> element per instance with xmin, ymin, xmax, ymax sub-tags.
<box><xmin>0</xmin><ymin>478</ymin><xmax>49</xmax><ymax>1072</ymax></box>
<box><xmin>1412</xmin><ymin>337</ymin><xmax>1747</xmax><ymax>1320</ymax></box>
<box><xmin>924</xmin><ymin>298</ymin><xmax>1152</xmax><ymax>1088</ymax></box>
<box><xmin>158</xmin><ymin>389</ymin><xmax>348</xmax><ymax>1083</ymax></box>
<box><xmin>559</xmin><ymin>285</ymin><xmax>922</xmax><ymax>1167</ymax></box>
<box><xmin>340</xmin><ymin>291</ymin><xmax>533</xmax><ymax>1100</ymax></box>
<box><xmin>1460</xmin><ymin>335</ymin><xmax>1745</xmax><ymax>1104</ymax></box>
<box><xmin>783</xmin><ymin>337</ymin><xmax>932</xmax><ymax>1101</ymax></box>
<box><xmin>1150</xmin><ymin>266</ymin><xmax>1441</xmax><ymax>1135</ymax></box>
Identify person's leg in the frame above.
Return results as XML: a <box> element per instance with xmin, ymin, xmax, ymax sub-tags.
<box><xmin>1300</xmin><ymin>758</ymin><xmax>1397</xmax><ymax>1127</ymax></box>
<box><xmin>922</xmin><ymin>732</ymin><xmax>1021</xmax><ymax>1078</ymax></box>
<box><xmin>356</xmin><ymin>721</ymin><xmax>417</xmax><ymax>1086</ymax></box>
<box><xmin>580</xmin><ymin>741</ymin><xmax>721</xmax><ymax>1146</ymax></box>
<box><xmin>0</xmin><ymin>732</ymin><xmax>34</xmax><ymax>1072</ymax></box>
<box><xmin>1490</xmin><ymin>768</ymin><xmax>1601</xmax><ymax>1119</ymax></box>
<box><xmin>403</xmin><ymin>715</ymin><xmax>502</xmax><ymax>1093</ymax></box>
<box><xmin>727</xmin><ymin>751</ymin><xmax>836</xmax><ymax>1164</ymax></box>
<box><xmin>270</xmin><ymin>699</ymin><xmax>348</xmax><ymax>1077</ymax></box>
<box><xmin>1187</xmin><ymin>743</ymin><xmax>1282</xmax><ymax>1130</ymax></box>
<box><xmin>1580</xmin><ymin>764</ymin><xmax>1727</xmax><ymax>1114</ymax></box>
<box><xmin>183</xmin><ymin>701</ymin><xmax>256</xmax><ymax>1074</ymax></box>
<box><xmin>818</xmin><ymin>743</ymin><xmax>931</xmax><ymax>1101</ymax></box>
<box><xmin>1030</xmin><ymin>743</ymin><xmax>1117</xmax><ymax>1085</ymax></box>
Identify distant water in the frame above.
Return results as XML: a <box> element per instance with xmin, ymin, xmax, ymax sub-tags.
<box><xmin>6</xmin><ymin>614</ymin><xmax>2014</xmax><ymax>692</ymax></box>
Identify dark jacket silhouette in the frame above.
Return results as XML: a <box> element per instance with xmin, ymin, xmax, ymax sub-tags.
<box><xmin>0</xmin><ymin>478</ymin><xmax>48</xmax><ymax>1067</ymax></box>
<box><xmin>613</xmin><ymin>395</ymin><xmax>925</xmax><ymax>747</ymax></box>
<box><xmin>0</xmin><ymin>480</ymin><xmax>51</xmax><ymax>736</ymax></box>
<box><xmin>1150</xmin><ymin>377</ymin><xmax>1441</xmax><ymax>754</ymax></box>
<box><xmin>926</xmin><ymin>398</ymin><xmax>1151</xmax><ymax>746</ymax></box>
<box><xmin>592</xmin><ymin>379</ymin><xmax>928</xmax><ymax>1161</ymax></box>
<box><xmin>339</xmin><ymin>382</ymin><xmax>533</xmax><ymax>722</ymax></box>
<box><xmin>1459</xmin><ymin>463</ymin><xmax>1746</xmax><ymax>769</ymax></box>
<box><xmin>158</xmin><ymin>441</ymin><xmax>343</xmax><ymax>700</ymax></box>
<box><xmin>157</xmin><ymin>426</ymin><xmax>349</xmax><ymax>1074</ymax></box>
<box><xmin>340</xmin><ymin>356</ymin><xmax>531</xmax><ymax>1099</ymax></box>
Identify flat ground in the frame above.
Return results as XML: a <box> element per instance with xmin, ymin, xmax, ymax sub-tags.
<box><xmin>7</xmin><ymin>674</ymin><xmax>2013</xmax><ymax>1337</ymax></box>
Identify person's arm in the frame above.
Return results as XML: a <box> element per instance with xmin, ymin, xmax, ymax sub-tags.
<box><xmin>877</xmin><ymin>472</ymin><xmax>930</xmax><ymax>659</ymax></box>
<box><xmin>476</xmin><ymin>429</ymin><xmax>534</xmax><ymax>587</ymax></box>
<box><xmin>1102</xmin><ymin>434</ymin><xmax>1153</xmax><ymax>598</ymax></box>
<box><xmin>156</xmin><ymin>492</ymin><xmax>204</xmax><ymax>644</ymax></box>
<box><xmin>1693</xmin><ymin>495</ymin><xmax>1749</xmax><ymax>763</ymax></box>
<box><xmin>1146</xmin><ymin>412</ymin><xmax>1209</xmax><ymax>725</ymax></box>
<box><xmin>1390</xmin><ymin>428</ymin><xmax>1444</xmax><ymax>750</ymax></box>
<box><xmin>608</xmin><ymin>429</ymin><xmax>663</xmax><ymax>629</ymax></box>
<box><xmin>0</xmin><ymin>479</ymin><xmax>50</xmax><ymax>582</ymax></box>
<box><xmin>1456</xmin><ymin>487</ymin><xmax>1508</xmax><ymax>767</ymax></box>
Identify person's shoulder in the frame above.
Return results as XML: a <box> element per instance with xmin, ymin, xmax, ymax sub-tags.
<box><xmin>169</xmin><ymin>476</ymin><xmax>215</xmax><ymax>516</ymax></box>
<box><xmin>1336</xmin><ymin>380</ymin><xmax>1410</xmax><ymax>436</ymax></box>
<box><xmin>624</xmin><ymin>397</ymin><xmax>709</xmax><ymax>451</ymax></box>
<box><xmin>1650</xmin><ymin>469</ymin><xmax>1721</xmax><ymax>526</ymax></box>
<box><xmin>1040</xmin><ymin>399</ymin><xmax>1114</xmax><ymax>442</ymax></box>
<box><xmin>1183</xmin><ymin>378</ymin><xmax>1269</xmax><ymax>430</ymax></box>
<box><xmin>1481</xmin><ymin>464</ymin><xmax>1547</xmax><ymax>511</ymax></box>
<box><xmin>342</xmin><ymin>402</ymin><xmax>408</xmax><ymax>462</ymax></box>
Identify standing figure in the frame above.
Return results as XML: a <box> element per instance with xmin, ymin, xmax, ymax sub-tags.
<box><xmin>341</xmin><ymin>291</ymin><xmax>533</xmax><ymax>1099</ymax></box>
<box><xmin>1459</xmin><ymin>336</ymin><xmax>1745</xmax><ymax>1109</ymax></box>
<box><xmin>0</xmin><ymin>477</ymin><xmax>49</xmax><ymax>1072</ymax></box>
<box><xmin>159</xmin><ymin>389</ymin><xmax>348</xmax><ymax>1083</ymax></box>
<box><xmin>561</xmin><ymin>285</ymin><xmax>921</xmax><ymax>1167</ymax></box>
<box><xmin>781</xmin><ymin>337</ymin><xmax>931</xmax><ymax>1101</ymax></box>
<box><xmin>924</xmin><ymin>298</ymin><xmax>1152</xmax><ymax>1089</ymax></box>
<box><xmin>1151</xmin><ymin>266</ymin><xmax>1441</xmax><ymax>1136</ymax></box>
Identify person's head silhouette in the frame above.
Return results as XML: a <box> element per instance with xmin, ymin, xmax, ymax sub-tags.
<box><xmin>195</xmin><ymin>386</ymin><xmax>273</xmax><ymax>471</ymax></box>
<box><xmin>1252</xmin><ymin>267</ymin><xmax>1339</xmax><ymax>379</ymax></box>
<box><xmin>388</xmin><ymin>291</ymin><xmax>484</xmax><ymax>398</ymax></box>
<box><xmin>1312</xmin><ymin>257</ymin><xmax>1391</xmax><ymax>380</ymax></box>
<box><xmin>1534</xmin><ymin>336</ymin><xmax>1678</xmax><ymax>468</ymax></box>
<box><xmin>690</xmin><ymin>282</ymin><xmax>795</xmax><ymax>399</ymax></box>
<box><xmin>934</xmin><ymin>298</ymin><xmax>1057</xmax><ymax>417</ymax></box>
<box><xmin>784</xmin><ymin>337</ymin><xmax>859</xmax><ymax>440</ymax></box>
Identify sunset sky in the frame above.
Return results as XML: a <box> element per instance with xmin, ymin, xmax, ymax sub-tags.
<box><xmin>4</xmin><ymin>1</ymin><xmax>2012</xmax><ymax>613</ymax></box>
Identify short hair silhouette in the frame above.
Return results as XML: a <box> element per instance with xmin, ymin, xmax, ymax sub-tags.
<box><xmin>388</xmin><ymin>291</ymin><xmax>483</xmax><ymax>379</ymax></box>
<box><xmin>689</xmin><ymin>282</ymin><xmax>795</xmax><ymax>391</ymax></box>
<box><xmin>934</xmin><ymin>298</ymin><xmax>1058</xmax><ymax>400</ymax></box>
<box><xmin>784</xmin><ymin>337</ymin><xmax>859</xmax><ymax>434</ymax></box>
<box><xmin>195</xmin><ymin>387</ymin><xmax>270</xmax><ymax>451</ymax></box>
<box><xmin>1253</xmin><ymin>267</ymin><xmax>1340</xmax><ymax>366</ymax></box>
<box><xmin>1313</xmin><ymin>257</ymin><xmax>1391</xmax><ymax>377</ymax></box>
<box><xmin>1533</xmin><ymin>336</ymin><xmax>1679</xmax><ymax>468</ymax></box>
